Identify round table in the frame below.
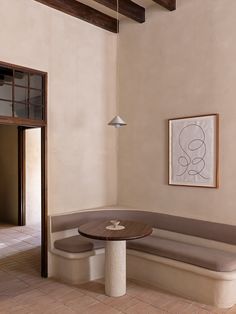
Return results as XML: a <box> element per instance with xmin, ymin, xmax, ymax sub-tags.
<box><xmin>78</xmin><ymin>219</ymin><xmax>152</xmax><ymax>297</ymax></box>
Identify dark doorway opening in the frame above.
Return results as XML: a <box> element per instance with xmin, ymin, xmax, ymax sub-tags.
<box><xmin>0</xmin><ymin>61</ymin><xmax>48</xmax><ymax>278</ymax></box>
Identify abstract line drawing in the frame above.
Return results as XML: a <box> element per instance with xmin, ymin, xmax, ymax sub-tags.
<box><xmin>177</xmin><ymin>124</ymin><xmax>209</xmax><ymax>180</ymax></box>
<box><xmin>168</xmin><ymin>114</ymin><xmax>219</xmax><ymax>188</ymax></box>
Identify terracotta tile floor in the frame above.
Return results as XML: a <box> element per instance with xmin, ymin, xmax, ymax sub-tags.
<box><xmin>0</xmin><ymin>224</ymin><xmax>236</xmax><ymax>314</ymax></box>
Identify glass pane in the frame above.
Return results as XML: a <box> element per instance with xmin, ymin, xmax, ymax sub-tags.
<box><xmin>29</xmin><ymin>89</ymin><xmax>42</xmax><ymax>105</ymax></box>
<box><xmin>14</xmin><ymin>86</ymin><xmax>28</xmax><ymax>103</ymax></box>
<box><xmin>14</xmin><ymin>102</ymin><xmax>28</xmax><ymax>118</ymax></box>
<box><xmin>0</xmin><ymin>82</ymin><xmax>12</xmax><ymax>101</ymax></box>
<box><xmin>30</xmin><ymin>74</ymin><xmax>42</xmax><ymax>90</ymax></box>
<box><xmin>0</xmin><ymin>66</ymin><xmax>13</xmax><ymax>84</ymax></box>
<box><xmin>30</xmin><ymin>105</ymin><xmax>43</xmax><ymax>120</ymax></box>
<box><xmin>15</xmin><ymin>70</ymin><xmax>28</xmax><ymax>87</ymax></box>
<box><xmin>0</xmin><ymin>100</ymin><xmax>12</xmax><ymax>116</ymax></box>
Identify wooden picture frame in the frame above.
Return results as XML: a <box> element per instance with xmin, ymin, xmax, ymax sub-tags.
<box><xmin>168</xmin><ymin>114</ymin><xmax>219</xmax><ymax>188</ymax></box>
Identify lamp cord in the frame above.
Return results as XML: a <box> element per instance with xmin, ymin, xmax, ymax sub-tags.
<box><xmin>116</xmin><ymin>0</ymin><xmax>119</xmax><ymax>118</ymax></box>
<box><xmin>117</xmin><ymin>0</ymin><xmax>119</xmax><ymax>33</ymax></box>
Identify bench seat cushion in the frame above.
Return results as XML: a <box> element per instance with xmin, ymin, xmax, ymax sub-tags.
<box><xmin>127</xmin><ymin>236</ymin><xmax>236</xmax><ymax>272</ymax></box>
<box><xmin>54</xmin><ymin>236</ymin><xmax>104</xmax><ymax>253</ymax></box>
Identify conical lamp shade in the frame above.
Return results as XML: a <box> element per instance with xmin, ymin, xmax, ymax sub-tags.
<box><xmin>108</xmin><ymin>115</ymin><xmax>127</xmax><ymax>128</ymax></box>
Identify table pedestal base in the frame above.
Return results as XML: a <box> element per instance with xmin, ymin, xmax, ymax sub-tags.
<box><xmin>105</xmin><ymin>240</ymin><xmax>126</xmax><ymax>297</ymax></box>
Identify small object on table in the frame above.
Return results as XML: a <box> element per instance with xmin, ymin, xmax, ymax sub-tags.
<box><xmin>78</xmin><ymin>219</ymin><xmax>152</xmax><ymax>297</ymax></box>
<box><xmin>106</xmin><ymin>220</ymin><xmax>125</xmax><ymax>230</ymax></box>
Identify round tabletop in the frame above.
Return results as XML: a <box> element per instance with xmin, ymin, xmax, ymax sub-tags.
<box><xmin>78</xmin><ymin>219</ymin><xmax>153</xmax><ymax>241</ymax></box>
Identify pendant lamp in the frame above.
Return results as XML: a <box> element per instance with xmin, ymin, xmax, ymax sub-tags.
<box><xmin>108</xmin><ymin>115</ymin><xmax>127</xmax><ymax>128</ymax></box>
<box><xmin>108</xmin><ymin>0</ymin><xmax>127</xmax><ymax>128</ymax></box>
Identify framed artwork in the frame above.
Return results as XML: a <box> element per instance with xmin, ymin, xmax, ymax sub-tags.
<box><xmin>168</xmin><ymin>114</ymin><xmax>219</xmax><ymax>188</ymax></box>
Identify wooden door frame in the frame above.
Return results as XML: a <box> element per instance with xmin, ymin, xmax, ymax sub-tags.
<box><xmin>18</xmin><ymin>126</ymin><xmax>26</xmax><ymax>226</ymax></box>
<box><xmin>1</xmin><ymin>124</ymin><xmax>48</xmax><ymax>277</ymax></box>
<box><xmin>0</xmin><ymin>60</ymin><xmax>48</xmax><ymax>277</ymax></box>
<box><xmin>40</xmin><ymin>126</ymin><xmax>48</xmax><ymax>277</ymax></box>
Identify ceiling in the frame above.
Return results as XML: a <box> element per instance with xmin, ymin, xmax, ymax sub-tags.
<box><xmin>34</xmin><ymin>0</ymin><xmax>176</xmax><ymax>33</ymax></box>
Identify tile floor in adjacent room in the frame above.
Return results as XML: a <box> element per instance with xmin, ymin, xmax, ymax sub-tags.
<box><xmin>0</xmin><ymin>223</ymin><xmax>236</xmax><ymax>314</ymax></box>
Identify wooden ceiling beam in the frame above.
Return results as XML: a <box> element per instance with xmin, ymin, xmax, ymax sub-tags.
<box><xmin>34</xmin><ymin>0</ymin><xmax>118</xmax><ymax>33</ymax></box>
<box><xmin>152</xmin><ymin>0</ymin><xmax>176</xmax><ymax>11</ymax></box>
<box><xmin>93</xmin><ymin>0</ymin><xmax>145</xmax><ymax>23</ymax></box>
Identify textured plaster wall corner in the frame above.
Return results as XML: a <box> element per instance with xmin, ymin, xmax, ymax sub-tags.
<box><xmin>117</xmin><ymin>0</ymin><xmax>236</xmax><ymax>225</ymax></box>
<box><xmin>48</xmin><ymin>10</ymin><xmax>118</xmax><ymax>213</ymax></box>
<box><xmin>0</xmin><ymin>0</ymin><xmax>118</xmax><ymax>215</ymax></box>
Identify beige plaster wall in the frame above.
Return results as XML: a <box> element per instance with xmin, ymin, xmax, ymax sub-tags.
<box><xmin>25</xmin><ymin>128</ymin><xmax>41</xmax><ymax>225</ymax></box>
<box><xmin>118</xmin><ymin>0</ymin><xmax>236</xmax><ymax>225</ymax></box>
<box><xmin>0</xmin><ymin>0</ymin><xmax>117</xmax><ymax>215</ymax></box>
<box><xmin>0</xmin><ymin>125</ymin><xmax>18</xmax><ymax>225</ymax></box>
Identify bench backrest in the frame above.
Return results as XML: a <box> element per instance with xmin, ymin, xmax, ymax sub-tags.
<box><xmin>50</xmin><ymin>210</ymin><xmax>236</xmax><ymax>245</ymax></box>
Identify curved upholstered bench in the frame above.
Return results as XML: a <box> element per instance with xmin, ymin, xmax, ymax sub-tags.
<box><xmin>54</xmin><ymin>236</ymin><xmax>104</xmax><ymax>253</ymax></box>
<box><xmin>128</xmin><ymin>237</ymin><xmax>236</xmax><ymax>272</ymax></box>
<box><xmin>53</xmin><ymin>234</ymin><xmax>236</xmax><ymax>272</ymax></box>
<box><xmin>48</xmin><ymin>208</ymin><xmax>236</xmax><ymax>308</ymax></box>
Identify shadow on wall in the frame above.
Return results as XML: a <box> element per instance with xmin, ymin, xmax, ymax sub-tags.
<box><xmin>0</xmin><ymin>125</ymin><xmax>18</xmax><ymax>225</ymax></box>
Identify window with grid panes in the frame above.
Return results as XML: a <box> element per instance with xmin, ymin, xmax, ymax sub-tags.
<box><xmin>0</xmin><ymin>65</ymin><xmax>45</xmax><ymax>121</ymax></box>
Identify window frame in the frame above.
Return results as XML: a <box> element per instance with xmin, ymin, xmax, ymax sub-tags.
<box><xmin>0</xmin><ymin>61</ymin><xmax>47</xmax><ymax>127</ymax></box>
